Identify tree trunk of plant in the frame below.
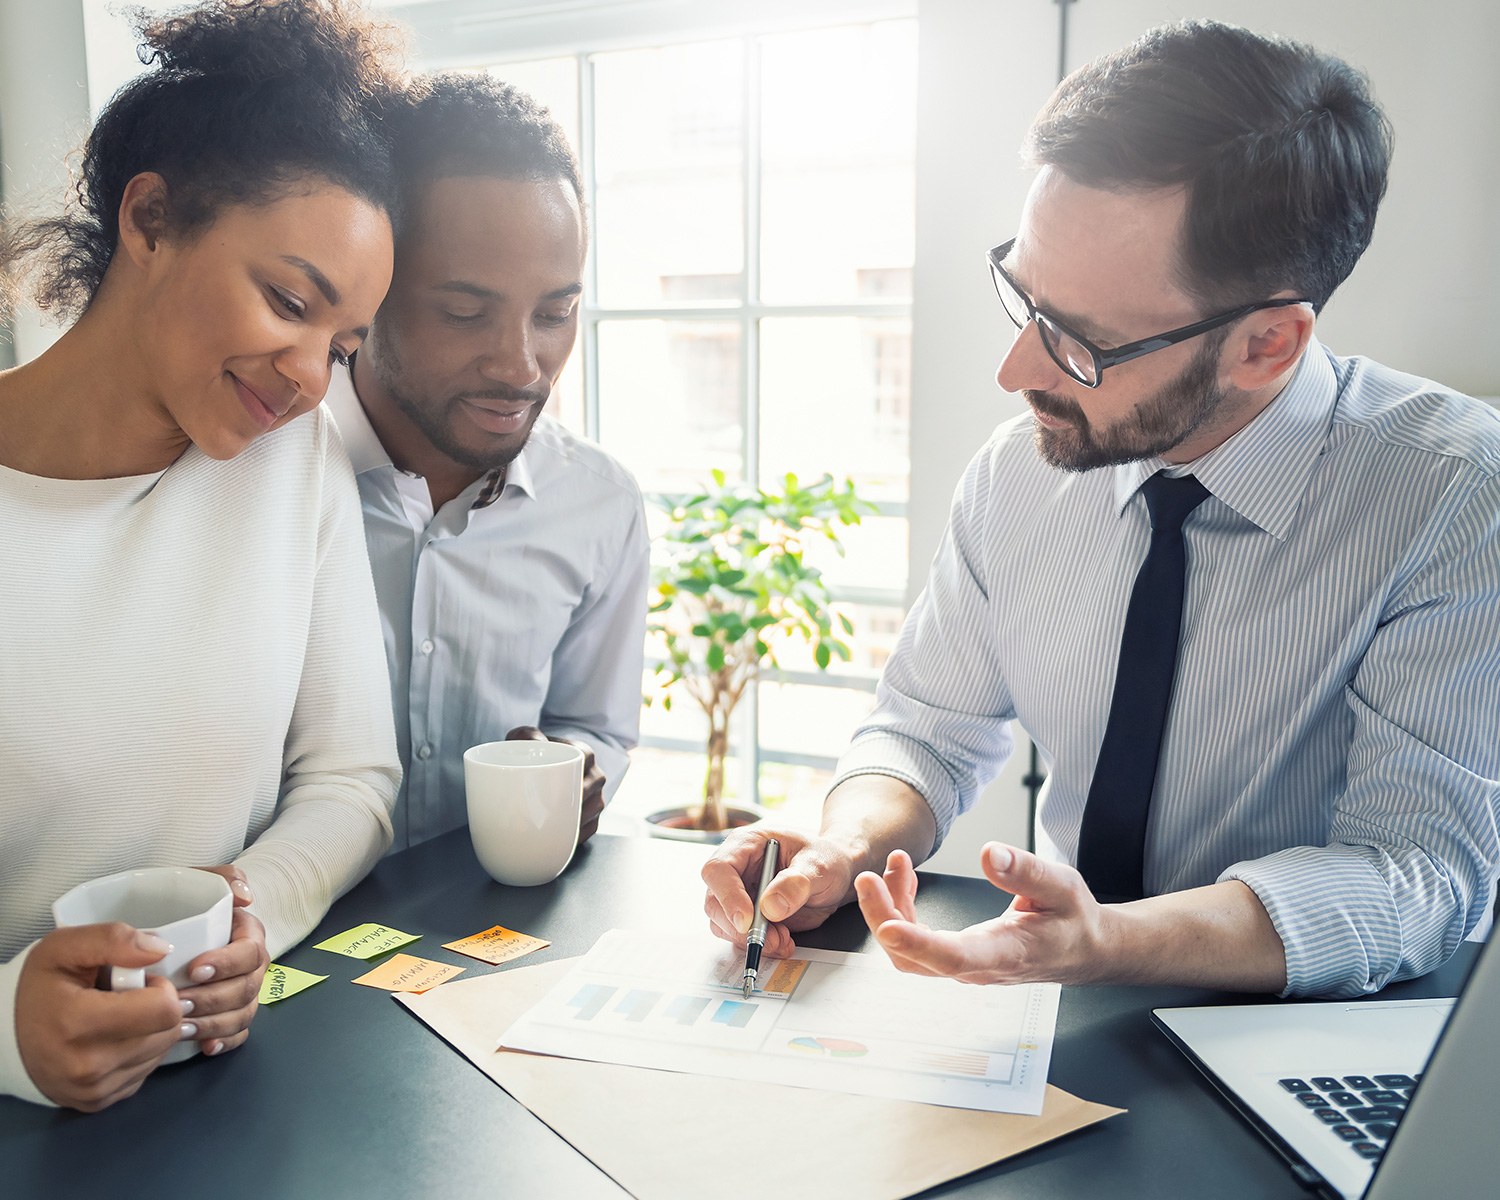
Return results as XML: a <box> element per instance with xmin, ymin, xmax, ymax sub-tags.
<box><xmin>698</xmin><ymin>721</ymin><xmax>730</xmax><ymax>832</ymax></box>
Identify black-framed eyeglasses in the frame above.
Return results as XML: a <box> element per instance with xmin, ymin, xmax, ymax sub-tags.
<box><xmin>986</xmin><ymin>238</ymin><xmax>1309</xmax><ymax>388</ymax></box>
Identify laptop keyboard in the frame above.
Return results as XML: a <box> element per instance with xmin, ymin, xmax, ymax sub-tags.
<box><xmin>1278</xmin><ymin>1074</ymin><xmax>1420</xmax><ymax>1163</ymax></box>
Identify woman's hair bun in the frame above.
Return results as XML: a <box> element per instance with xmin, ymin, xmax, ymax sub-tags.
<box><xmin>141</xmin><ymin>0</ymin><xmax>402</xmax><ymax>96</ymax></box>
<box><xmin>2</xmin><ymin>0</ymin><xmax>408</xmax><ymax>323</ymax></box>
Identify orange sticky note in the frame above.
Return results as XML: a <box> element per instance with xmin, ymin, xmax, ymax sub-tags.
<box><xmin>351</xmin><ymin>953</ymin><xmax>465</xmax><ymax>994</ymax></box>
<box><xmin>443</xmin><ymin>925</ymin><xmax>551</xmax><ymax>966</ymax></box>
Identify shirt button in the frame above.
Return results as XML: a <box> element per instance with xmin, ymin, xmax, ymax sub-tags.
<box><xmin>416</xmin><ymin>743</ymin><xmax>433</xmax><ymax>760</ymax></box>
<box><xmin>420</xmin><ymin>639</ymin><xmax>434</xmax><ymax>655</ymax></box>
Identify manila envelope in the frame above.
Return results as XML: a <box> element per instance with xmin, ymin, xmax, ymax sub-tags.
<box><xmin>398</xmin><ymin>957</ymin><xmax>1123</xmax><ymax>1200</ymax></box>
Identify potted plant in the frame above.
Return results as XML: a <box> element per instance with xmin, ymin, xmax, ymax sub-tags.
<box><xmin>643</xmin><ymin>470</ymin><xmax>873</xmax><ymax>839</ymax></box>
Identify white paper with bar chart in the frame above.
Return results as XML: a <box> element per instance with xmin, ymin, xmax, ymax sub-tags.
<box><xmin>498</xmin><ymin>930</ymin><xmax>1061</xmax><ymax>1114</ymax></box>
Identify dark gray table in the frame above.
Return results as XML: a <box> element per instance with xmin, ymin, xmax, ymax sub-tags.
<box><xmin>1</xmin><ymin>830</ymin><xmax>1475</xmax><ymax>1198</ymax></box>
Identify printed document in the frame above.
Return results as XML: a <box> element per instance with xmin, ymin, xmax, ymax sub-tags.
<box><xmin>499</xmin><ymin>929</ymin><xmax>1061</xmax><ymax>1114</ymax></box>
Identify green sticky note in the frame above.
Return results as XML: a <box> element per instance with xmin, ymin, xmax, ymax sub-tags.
<box><xmin>314</xmin><ymin>923</ymin><xmax>421</xmax><ymax>959</ymax></box>
<box><xmin>258</xmin><ymin>963</ymin><xmax>327</xmax><ymax>1005</ymax></box>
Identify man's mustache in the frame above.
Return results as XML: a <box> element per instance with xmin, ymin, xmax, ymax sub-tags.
<box><xmin>1024</xmin><ymin>388</ymin><xmax>1087</xmax><ymax>426</ymax></box>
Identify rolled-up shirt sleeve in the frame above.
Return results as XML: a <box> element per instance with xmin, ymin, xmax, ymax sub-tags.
<box><xmin>831</xmin><ymin>440</ymin><xmax>1016</xmax><ymax>848</ymax></box>
<box><xmin>1223</xmin><ymin>475</ymin><xmax>1500</xmax><ymax>997</ymax></box>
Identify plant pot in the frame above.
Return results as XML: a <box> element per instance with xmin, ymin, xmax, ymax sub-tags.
<box><xmin>644</xmin><ymin>804</ymin><xmax>767</xmax><ymax>845</ymax></box>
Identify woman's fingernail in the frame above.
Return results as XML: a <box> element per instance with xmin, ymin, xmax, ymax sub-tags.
<box><xmin>179</xmin><ymin>1023</ymin><xmax>198</xmax><ymax>1040</ymax></box>
<box><xmin>988</xmin><ymin>845</ymin><xmax>1013</xmax><ymax>872</ymax></box>
<box><xmin>207</xmin><ymin>1040</ymin><xmax>226</xmax><ymax>1056</ymax></box>
<box><xmin>179</xmin><ymin>999</ymin><xmax>195</xmax><ymax>1016</ymax></box>
<box><xmin>231</xmin><ymin>879</ymin><xmax>254</xmax><ymax>902</ymax></box>
<box><xmin>135</xmin><ymin>932</ymin><xmax>172</xmax><ymax>956</ymax></box>
<box><xmin>190</xmin><ymin>964</ymin><xmax>215</xmax><ymax>983</ymax></box>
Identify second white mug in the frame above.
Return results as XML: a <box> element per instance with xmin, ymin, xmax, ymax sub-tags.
<box><xmin>464</xmin><ymin>740</ymin><xmax>584</xmax><ymax>886</ymax></box>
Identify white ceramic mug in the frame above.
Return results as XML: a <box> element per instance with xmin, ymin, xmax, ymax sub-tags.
<box><xmin>53</xmin><ymin>867</ymin><xmax>234</xmax><ymax>1064</ymax></box>
<box><xmin>464</xmin><ymin>740</ymin><xmax>584</xmax><ymax>886</ymax></box>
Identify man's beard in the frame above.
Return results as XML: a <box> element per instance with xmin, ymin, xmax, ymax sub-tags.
<box><xmin>1027</xmin><ymin>334</ymin><xmax>1230</xmax><ymax>473</ymax></box>
<box><xmin>366</xmin><ymin>329</ymin><xmax>547</xmax><ymax>474</ymax></box>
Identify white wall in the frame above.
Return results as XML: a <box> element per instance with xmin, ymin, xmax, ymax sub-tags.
<box><xmin>0</xmin><ymin>0</ymin><xmax>91</xmax><ymax>367</ymax></box>
<box><xmin>908</xmin><ymin>0</ymin><xmax>1500</xmax><ymax>876</ymax></box>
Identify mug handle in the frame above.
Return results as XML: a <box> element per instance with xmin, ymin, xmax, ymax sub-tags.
<box><xmin>95</xmin><ymin>965</ymin><xmax>147</xmax><ymax>991</ymax></box>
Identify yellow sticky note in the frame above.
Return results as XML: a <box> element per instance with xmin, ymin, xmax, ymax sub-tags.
<box><xmin>352</xmin><ymin>953</ymin><xmax>465</xmax><ymax>994</ymax></box>
<box><xmin>443</xmin><ymin>925</ymin><xmax>551</xmax><ymax>966</ymax></box>
<box><xmin>314</xmin><ymin>923</ymin><xmax>421</xmax><ymax>959</ymax></box>
<box><xmin>258</xmin><ymin>963</ymin><xmax>328</xmax><ymax>1005</ymax></box>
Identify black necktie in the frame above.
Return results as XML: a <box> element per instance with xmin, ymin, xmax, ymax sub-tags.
<box><xmin>1076</xmin><ymin>472</ymin><xmax>1211</xmax><ymax>902</ymax></box>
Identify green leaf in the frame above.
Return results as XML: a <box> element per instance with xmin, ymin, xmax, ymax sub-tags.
<box><xmin>712</xmin><ymin>468</ymin><xmax>726</xmax><ymax>487</ymax></box>
<box><xmin>838</xmin><ymin>613</ymin><xmax>854</xmax><ymax>635</ymax></box>
<box><xmin>662</xmin><ymin>695</ymin><xmax>672</xmax><ymax>711</ymax></box>
<box><xmin>678</xmin><ymin>578</ymin><xmax>710</xmax><ymax>596</ymax></box>
<box><xmin>814</xmin><ymin>641</ymin><xmax>831</xmax><ymax>669</ymax></box>
<box><xmin>707</xmin><ymin>643</ymin><xmax>725</xmax><ymax>672</ymax></box>
<box><xmin>720</xmin><ymin>617</ymin><xmax>748</xmax><ymax>643</ymax></box>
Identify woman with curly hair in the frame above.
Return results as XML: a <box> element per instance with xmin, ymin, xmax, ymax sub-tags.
<box><xmin>0</xmin><ymin>0</ymin><xmax>408</xmax><ymax>1110</ymax></box>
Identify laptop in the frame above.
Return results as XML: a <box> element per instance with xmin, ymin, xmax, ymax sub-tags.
<box><xmin>1152</xmin><ymin>928</ymin><xmax>1497</xmax><ymax>1199</ymax></box>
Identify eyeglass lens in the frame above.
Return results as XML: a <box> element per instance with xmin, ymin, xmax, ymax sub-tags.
<box><xmin>989</xmin><ymin>260</ymin><xmax>1098</xmax><ymax>386</ymax></box>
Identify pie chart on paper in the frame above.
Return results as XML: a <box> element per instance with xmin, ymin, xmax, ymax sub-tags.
<box><xmin>787</xmin><ymin>1036</ymin><xmax>868</xmax><ymax>1058</ymax></box>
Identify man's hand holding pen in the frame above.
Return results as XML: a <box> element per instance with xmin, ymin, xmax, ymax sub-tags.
<box><xmin>703</xmin><ymin>828</ymin><xmax>862</xmax><ymax>959</ymax></box>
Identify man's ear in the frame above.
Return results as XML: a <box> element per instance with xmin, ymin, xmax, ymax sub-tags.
<box><xmin>1226</xmin><ymin>295</ymin><xmax>1315</xmax><ymax>392</ymax></box>
<box><xmin>116</xmin><ymin>172</ymin><xmax>172</xmax><ymax>269</ymax></box>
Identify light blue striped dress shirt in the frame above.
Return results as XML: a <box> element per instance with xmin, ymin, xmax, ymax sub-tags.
<box><xmin>834</xmin><ymin>340</ymin><xmax>1500</xmax><ymax>997</ymax></box>
<box><xmin>325</xmin><ymin>369</ymin><xmax>650</xmax><ymax>852</ymax></box>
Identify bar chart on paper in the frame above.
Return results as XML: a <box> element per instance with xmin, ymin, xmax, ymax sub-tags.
<box><xmin>500</xmin><ymin>930</ymin><xmax>1061</xmax><ymax>1114</ymax></box>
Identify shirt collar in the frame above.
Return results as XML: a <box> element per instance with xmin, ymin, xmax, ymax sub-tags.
<box><xmin>322</xmin><ymin>364</ymin><xmax>392</xmax><ymax>474</ymax></box>
<box><xmin>322</xmin><ymin>363</ymin><xmax>538</xmax><ymax>502</ymax></box>
<box><xmin>1111</xmin><ymin>337</ymin><xmax>1338</xmax><ymax>540</ymax></box>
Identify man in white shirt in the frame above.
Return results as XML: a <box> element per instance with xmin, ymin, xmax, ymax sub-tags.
<box><xmin>703</xmin><ymin>21</ymin><xmax>1500</xmax><ymax>996</ymax></box>
<box><xmin>325</xmin><ymin>74</ymin><xmax>649</xmax><ymax>851</ymax></box>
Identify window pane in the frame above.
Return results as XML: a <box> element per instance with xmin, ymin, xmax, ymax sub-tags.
<box><xmin>592</xmin><ymin>40</ymin><xmax>743</xmax><ymax>308</ymax></box>
<box><xmin>803</xmin><ymin>514</ymin><xmax>908</xmax><ymax>595</ymax></box>
<box><xmin>597</xmin><ymin>319</ymin><xmax>742</xmax><ymax>493</ymax></box>
<box><xmin>765</xmin><ymin>601</ymin><xmax>903</xmax><ymax>681</ymax></box>
<box><xmin>759</xmin><ymin>21</ymin><xmax>917</xmax><ymax>304</ymax></box>
<box><xmin>758</xmin><ymin>680</ymin><xmax>877</xmax><ymax>762</ymax></box>
<box><xmin>759</xmin><ymin>316</ymin><xmax>910</xmax><ymax>503</ymax></box>
<box><xmin>487</xmin><ymin>57</ymin><xmax>579</xmax><ymax>154</ymax></box>
<box><xmin>757</xmin><ymin>762</ymin><xmax>830</xmax><ymax>830</ymax></box>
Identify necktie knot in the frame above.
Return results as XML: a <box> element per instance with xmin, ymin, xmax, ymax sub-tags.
<box><xmin>1141</xmin><ymin>472</ymin><xmax>1211</xmax><ymax>534</ymax></box>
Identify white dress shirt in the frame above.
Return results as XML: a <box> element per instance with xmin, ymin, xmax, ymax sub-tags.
<box><xmin>834</xmin><ymin>340</ymin><xmax>1500</xmax><ymax>997</ymax></box>
<box><xmin>324</xmin><ymin>368</ymin><xmax>649</xmax><ymax>852</ymax></box>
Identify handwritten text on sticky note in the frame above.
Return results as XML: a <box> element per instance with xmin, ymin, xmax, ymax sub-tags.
<box><xmin>443</xmin><ymin>925</ymin><xmax>551</xmax><ymax>966</ymax></box>
<box><xmin>314</xmin><ymin>923</ymin><xmax>421</xmax><ymax>959</ymax></box>
<box><xmin>351</xmin><ymin>953</ymin><xmax>465</xmax><ymax>994</ymax></box>
<box><xmin>258</xmin><ymin>963</ymin><xmax>328</xmax><ymax>1005</ymax></box>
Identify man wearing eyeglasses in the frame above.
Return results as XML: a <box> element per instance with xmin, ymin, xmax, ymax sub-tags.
<box><xmin>704</xmin><ymin>20</ymin><xmax>1500</xmax><ymax>998</ymax></box>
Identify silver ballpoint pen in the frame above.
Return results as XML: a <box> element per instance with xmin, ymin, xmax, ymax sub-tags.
<box><xmin>742</xmin><ymin>838</ymin><xmax>781</xmax><ymax>998</ymax></box>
